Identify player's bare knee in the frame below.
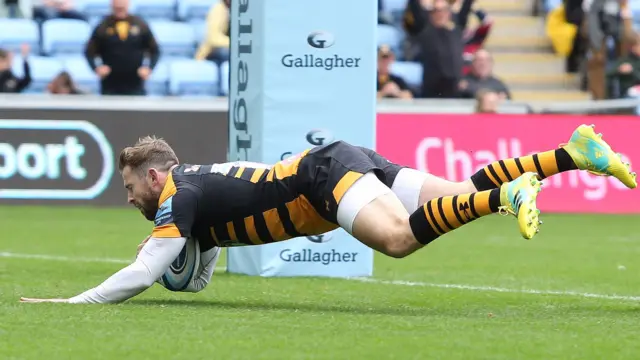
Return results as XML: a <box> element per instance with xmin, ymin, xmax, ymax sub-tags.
<box><xmin>378</xmin><ymin>217</ymin><xmax>417</xmax><ymax>259</ymax></box>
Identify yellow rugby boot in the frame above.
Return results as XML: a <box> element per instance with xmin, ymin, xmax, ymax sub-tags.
<box><xmin>499</xmin><ymin>172</ymin><xmax>543</xmax><ymax>240</ymax></box>
<box><xmin>561</xmin><ymin>124</ymin><xmax>637</xmax><ymax>189</ymax></box>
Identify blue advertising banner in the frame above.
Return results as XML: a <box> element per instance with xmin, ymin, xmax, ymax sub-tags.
<box><xmin>227</xmin><ymin>0</ymin><xmax>377</xmax><ymax>277</ymax></box>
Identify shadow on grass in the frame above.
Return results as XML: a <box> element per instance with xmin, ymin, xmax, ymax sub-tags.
<box><xmin>128</xmin><ymin>298</ymin><xmax>427</xmax><ymax>317</ymax></box>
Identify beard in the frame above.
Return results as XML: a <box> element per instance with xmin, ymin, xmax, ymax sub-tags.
<box><xmin>134</xmin><ymin>191</ymin><xmax>160</xmax><ymax>221</ymax></box>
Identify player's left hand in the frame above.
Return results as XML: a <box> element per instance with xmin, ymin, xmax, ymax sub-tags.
<box><xmin>19</xmin><ymin>297</ymin><xmax>69</xmax><ymax>303</ymax></box>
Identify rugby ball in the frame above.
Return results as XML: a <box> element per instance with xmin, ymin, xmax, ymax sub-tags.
<box><xmin>157</xmin><ymin>237</ymin><xmax>201</xmax><ymax>292</ymax></box>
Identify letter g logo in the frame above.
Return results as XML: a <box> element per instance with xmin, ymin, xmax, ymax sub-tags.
<box><xmin>307</xmin><ymin>31</ymin><xmax>335</xmax><ymax>49</ymax></box>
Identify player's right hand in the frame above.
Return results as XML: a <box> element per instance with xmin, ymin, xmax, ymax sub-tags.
<box><xmin>137</xmin><ymin>235</ymin><xmax>151</xmax><ymax>257</ymax></box>
<box><xmin>95</xmin><ymin>65</ymin><xmax>111</xmax><ymax>78</ymax></box>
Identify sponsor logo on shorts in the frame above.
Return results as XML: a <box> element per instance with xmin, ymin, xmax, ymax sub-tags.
<box><xmin>0</xmin><ymin>120</ymin><xmax>114</xmax><ymax>200</ymax></box>
<box><xmin>279</xmin><ymin>248</ymin><xmax>358</xmax><ymax>265</ymax></box>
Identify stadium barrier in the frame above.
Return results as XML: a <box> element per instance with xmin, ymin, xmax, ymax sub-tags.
<box><xmin>377</xmin><ymin>113</ymin><xmax>640</xmax><ymax>214</ymax></box>
<box><xmin>0</xmin><ymin>96</ymin><xmax>228</xmax><ymax>206</ymax></box>
<box><xmin>1</xmin><ymin>95</ymin><xmax>637</xmax><ymax>213</ymax></box>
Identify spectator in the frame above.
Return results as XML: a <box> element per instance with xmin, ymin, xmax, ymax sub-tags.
<box><xmin>458</xmin><ymin>49</ymin><xmax>511</xmax><ymax>99</ymax></box>
<box><xmin>4</xmin><ymin>0</ymin><xmax>19</xmax><ymax>18</ymax></box>
<box><xmin>378</xmin><ymin>0</ymin><xmax>394</xmax><ymax>25</ymax></box>
<box><xmin>0</xmin><ymin>44</ymin><xmax>31</xmax><ymax>93</ymax></box>
<box><xmin>404</xmin><ymin>0</ymin><xmax>474</xmax><ymax>98</ymax></box>
<box><xmin>585</xmin><ymin>0</ymin><xmax>633</xmax><ymax>99</ymax></box>
<box><xmin>474</xmin><ymin>88</ymin><xmax>500</xmax><ymax>113</ymax></box>
<box><xmin>606</xmin><ymin>32</ymin><xmax>640</xmax><ymax>98</ymax></box>
<box><xmin>84</xmin><ymin>0</ymin><xmax>160</xmax><ymax>96</ymax></box>
<box><xmin>564</xmin><ymin>0</ymin><xmax>587</xmax><ymax>73</ymax></box>
<box><xmin>47</xmin><ymin>71</ymin><xmax>83</xmax><ymax>94</ymax></box>
<box><xmin>195</xmin><ymin>0</ymin><xmax>230</xmax><ymax>64</ymax></box>
<box><xmin>33</xmin><ymin>0</ymin><xmax>87</xmax><ymax>24</ymax></box>
<box><xmin>377</xmin><ymin>45</ymin><xmax>413</xmax><ymax>99</ymax></box>
<box><xmin>462</xmin><ymin>7</ymin><xmax>493</xmax><ymax>75</ymax></box>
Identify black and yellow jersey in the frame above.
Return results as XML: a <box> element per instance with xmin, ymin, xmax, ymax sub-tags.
<box><xmin>151</xmin><ymin>141</ymin><xmax>406</xmax><ymax>250</ymax></box>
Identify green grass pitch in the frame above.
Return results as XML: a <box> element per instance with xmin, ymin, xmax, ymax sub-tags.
<box><xmin>1</xmin><ymin>205</ymin><xmax>640</xmax><ymax>359</ymax></box>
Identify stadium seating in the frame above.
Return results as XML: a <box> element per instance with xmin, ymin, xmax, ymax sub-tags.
<box><xmin>63</xmin><ymin>56</ymin><xmax>100</xmax><ymax>93</ymax></box>
<box><xmin>390</xmin><ymin>61</ymin><xmax>423</xmax><ymax>93</ymax></box>
<box><xmin>382</xmin><ymin>0</ymin><xmax>408</xmax><ymax>24</ymax></box>
<box><xmin>42</xmin><ymin>19</ymin><xmax>92</xmax><ymax>56</ymax></box>
<box><xmin>377</xmin><ymin>24</ymin><xmax>404</xmax><ymax>57</ymax></box>
<box><xmin>220</xmin><ymin>60</ymin><xmax>229</xmax><ymax>96</ymax></box>
<box><xmin>0</xmin><ymin>1</ymin><xmax>428</xmax><ymax>97</ymax></box>
<box><xmin>12</xmin><ymin>56</ymin><xmax>64</xmax><ymax>93</ymax></box>
<box><xmin>169</xmin><ymin>59</ymin><xmax>219</xmax><ymax>96</ymax></box>
<box><xmin>177</xmin><ymin>0</ymin><xmax>214</xmax><ymax>22</ymax></box>
<box><xmin>76</xmin><ymin>0</ymin><xmax>111</xmax><ymax>23</ymax></box>
<box><xmin>146</xmin><ymin>60</ymin><xmax>171</xmax><ymax>96</ymax></box>
<box><xmin>0</xmin><ymin>19</ymin><xmax>39</xmax><ymax>54</ymax></box>
<box><xmin>148</xmin><ymin>21</ymin><xmax>197</xmax><ymax>58</ymax></box>
<box><xmin>131</xmin><ymin>0</ymin><xmax>177</xmax><ymax>20</ymax></box>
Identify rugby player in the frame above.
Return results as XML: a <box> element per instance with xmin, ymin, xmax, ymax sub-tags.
<box><xmin>20</xmin><ymin>124</ymin><xmax>636</xmax><ymax>304</ymax></box>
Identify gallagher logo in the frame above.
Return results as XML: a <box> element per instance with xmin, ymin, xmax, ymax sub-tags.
<box><xmin>0</xmin><ymin>120</ymin><xmax>114</xmax><ymax>200</ymax></box>
<box><xmin>306</xmin><ymin>129</ymin><xmax>334</xmax><ymax>146</ymax></box>
<box><xmin>306</xmin><ymin>31</ymin><xmax>335</xmax><ymax>49</ymax></box>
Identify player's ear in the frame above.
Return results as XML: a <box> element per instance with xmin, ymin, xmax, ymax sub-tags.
<box><xmin>147</xmin><ymin>167</ymin><xmax>160</xmax><ymax>185</ymax></box>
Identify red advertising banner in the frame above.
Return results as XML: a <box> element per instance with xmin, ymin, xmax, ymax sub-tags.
<box><xmin>377</xmin><ymin>113</ymin><xmax>639</xmax><ymax>213</ymax></box>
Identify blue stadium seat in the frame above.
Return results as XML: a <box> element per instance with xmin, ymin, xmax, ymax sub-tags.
<box><xmin>390</xmin><ymin>61</ymin><xmax>423</xmax><ymax>90</ymax></box>
<box><xmin>0</xmin><ymin>19</ymin><xmax>39</xmax><ymax>55</ymax></box>
<box><xmin>12</xmin><ymin>56</ymin><xmax>64</xmax><ymax>93</ymax></box>
<box><xmin>220</xmin><ymin>60</ymin><xmax>229</xmax><ymax>95</ymax></box>
<box><xmin>177</xmin><ymin>0</ymin><xmax>214</xmax><ymax>22</ymax></box>
<box><xmin>191</xmin><ymin>21</ymin><xmax>207</xmax><ymax>43</ymax></box>
<box><xmin>169</xmin><ymin>59</ymin><xmax>219</xmax><ymax>96</ymax></box>
<box><xmin>377</xmin><ymin>24</ymin><xmax>404</xmax><ymax>56</ymax></box>
<box><xmin>382</xmin><ymin>0</ymin><xmax>407</xmax><ymax>12</ymax></box>
<box><xmin>42</xmin><ymin>19</ymin><xmax>92</xmax><ymax>56</ymax></box>
<box><xmin>146</xmin><ymin>61</ymin><xmax>170</xmax><ymax>96</ymax></box>
<box><xmin>62</xmin><ymin>56</ymin><xmax>99</xmax><ymax>94</ymax></box>
<box><xmin>77</xmin><ymin>0</ymin><xmax>111</xmax><ymax>21</ymax></box>
<box><xmin>131</xmin><ymin>0</ymin><xmax>177</xmax><ymax>20</ymax></box>
<box><xmin>544</xmin><ymin>0</ymin><xmax>562</xmax><ymax>11</ymax></box>
<box><xmin>149</xmin><ymin>21</ymin><xmax>196</xmax><ymax>58</ymax></box>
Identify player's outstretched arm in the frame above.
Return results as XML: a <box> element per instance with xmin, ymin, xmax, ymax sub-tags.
<box><xmin>182</xmin><ymin>247</ymin><xmax>221</xmax><ymax>293</ymax></box>
<box><xmin>20</xmin><ymin>237</ymin><xmax>187</xmax><ymax>304</ymax></box>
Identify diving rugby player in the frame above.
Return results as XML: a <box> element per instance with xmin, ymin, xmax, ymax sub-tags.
<box><xmin>21</xmin><ymin>124</ymin><xmax>636</xmax><ymax>304</ymax></box>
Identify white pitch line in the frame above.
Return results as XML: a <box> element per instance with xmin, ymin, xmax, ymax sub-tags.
<box><xmin>2</xmin><ymin>251</ymin><xmax>640</xmax><ymax>302</ymax></box>
<box><xmin>0</xmin><ymin>251</ymin><xmax>131</xmax><ymax>264</ymax></box>
<box><xmin>349</xmin><ymin>277</ymin><xmax>640</xmax><ymax>302</ymax></box>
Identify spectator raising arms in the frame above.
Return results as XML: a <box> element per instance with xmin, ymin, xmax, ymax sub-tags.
<box><xmin>84</xmin><ymin>0</ymin><xmax>160</xmax><ymax>96</ymax></box>
<box><xmin>195</xmin><ymin>0</ymin><xmax>230</xmax><ymax>64</ymax></box>
<box><xmin>377</xmin><ymin>45</ymin><xmax>413</xmax><ymax>99</ymax></box>
<box><xmin>404</xmin><ymin>0</ymin><xmax>474</xmax><ymax>98</ymax></box>
<box><xmin>458</xmin><ymin>49</ymin><xmax>511</xmax><ymax>99</ymax></box>
<box><xmin>0</xmin><ymin>44</ymin><xmax>31</xmax><ymax>93</ymax></box>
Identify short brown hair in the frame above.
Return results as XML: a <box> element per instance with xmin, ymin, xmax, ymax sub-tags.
<box><xmin>118</xmin><ymin>136</ymin><xmax>179</xmax><ymax>173</ymax></box>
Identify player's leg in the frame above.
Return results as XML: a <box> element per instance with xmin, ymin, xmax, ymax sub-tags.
<box><xmin>470</xmin><ymin>124</ymin><xmax>637</xmax><ymax>191</ymax></box>
<box><xmin>338</xmin><ymin>170</ymin><xmax>542</xmax><ymax>259</ymax></box>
